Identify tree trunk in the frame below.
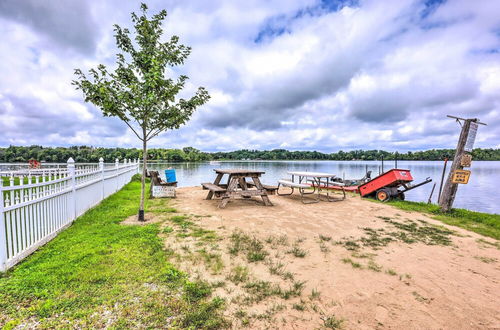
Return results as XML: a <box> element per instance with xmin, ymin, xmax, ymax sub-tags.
<box><xmin>139</xmin><ymin>136</ymin><xmax>147</xmax><ymax>221</ymax></box>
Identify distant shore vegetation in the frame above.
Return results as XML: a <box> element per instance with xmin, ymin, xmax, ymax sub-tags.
<box><xmin>1</xmin><ymin>145</ymin><xmax>499</xmax><ymax>163</ymax></box>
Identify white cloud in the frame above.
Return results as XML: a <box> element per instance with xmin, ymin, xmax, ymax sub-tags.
<box><xmin>0</xmin><ymin>0</ymin><xmax>499</xmax><ymax>152</ymax></box>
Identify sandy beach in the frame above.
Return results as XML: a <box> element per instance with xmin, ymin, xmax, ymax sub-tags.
<box><xmin>155</xmin><ymin>186</ymin><xmax>500</xmax><ymax>329</ymax></box>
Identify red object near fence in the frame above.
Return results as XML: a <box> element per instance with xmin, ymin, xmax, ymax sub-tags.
<box><xmin>28</xmin><ymin>159</ymin><xmax>41</xmax><ymax>169</ymax></box>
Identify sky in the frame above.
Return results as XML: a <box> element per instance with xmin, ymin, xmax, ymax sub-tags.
<box><xmin>0</xmin><ymin>0</ymin><xmax>499</xmax><ymax>152</ymax></box>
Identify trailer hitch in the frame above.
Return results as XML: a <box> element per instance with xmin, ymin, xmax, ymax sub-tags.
<box><xmin>400</xmin><ymin>177</ymin><xmax>432</xmax><ymax>193</ymax></box>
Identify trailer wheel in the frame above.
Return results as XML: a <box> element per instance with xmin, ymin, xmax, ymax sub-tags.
<box><xmin>376</xmin><ymin>189</ymin><xmax>391</xmax><ymax>202</ymax></box>
<box><xmin>398</xmin><ymin>192</ymin><xmax>405</xmax><ymax>200</ymax></box>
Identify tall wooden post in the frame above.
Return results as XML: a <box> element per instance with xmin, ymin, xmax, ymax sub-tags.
<box><xmin>439</xmin><ymin>116</ymin><xmax>486</xmax><ymax>212</ymax></box>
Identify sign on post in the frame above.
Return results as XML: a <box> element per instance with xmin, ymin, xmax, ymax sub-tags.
<box><xmin>460</xmin><ymin>154</ymin><xmax>472</xmax><ymax>167</ymax></box>
<box><xmin>451</xmin><ymin>170</ymin><xmax>471</xmax><ymax>184</ymax></box>
<box><xmin>464</xmin><ymin>122</ymin><xmax>478</xmax><ymax>152</ymax></box>
<box><xmin>152</xmin><ymin>186</ymin><xmax>176</xmax><ymax>198</ymax></box>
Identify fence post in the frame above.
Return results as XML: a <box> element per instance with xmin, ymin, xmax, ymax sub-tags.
<box><xmin>0</xmin><ymin>181</ymin><xmax>7</xmax><ymax>272</ymax></box>
<box><xmin>115</xmin><ymin>159</ymin><xmax>119</xmax><ymax>192</ymax></box>
<box><xmin>124</xmin><ymin>159</ymin><xmax>128</xmax><ymax>186</ymax></box>
<box><xmin>68</xmin><ymin>158</ymin><xmax>76</xmax><ymax>220</ymax></box>
<box><xmin>99</xmin><ymin>158</ymin><xmax>104</xmax><ymax>200</ymax></box>
<box><xmin>137</xmin><ymin>158</ymin><xmax>140</xmax><ymax>174</ymax></box>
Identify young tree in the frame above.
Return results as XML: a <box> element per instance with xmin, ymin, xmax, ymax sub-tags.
<box><xmin>73</xmin><ymin>3</ymin><xmax>209</xmax><ymax>221</ymax></box>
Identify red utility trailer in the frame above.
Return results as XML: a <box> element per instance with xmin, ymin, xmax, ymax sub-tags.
<box><xmin>358</xmin><ymin>169</ymin><xmax>431</xmax><ymax>202</ymax></box>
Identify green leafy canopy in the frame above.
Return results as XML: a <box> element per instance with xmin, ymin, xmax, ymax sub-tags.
<box><xmin>72</xmin><ymin>3</ymin><xmax>210</xmax><ymax>142</ymax></box>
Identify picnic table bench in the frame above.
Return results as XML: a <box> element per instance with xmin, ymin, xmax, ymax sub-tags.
<box><xmin>201</xmin><ymin>182</ymin><xmax>227</xmax><ymax>197</ymax></box>
<box><xmin>245</xmin><ymin>181</ymin><xmax>278</xmax><ymax>195</ymax></box>
<box><xmin>202</xmin><ymin>169</ymin><xmax>273</xmax><ymax>208</ymax></box>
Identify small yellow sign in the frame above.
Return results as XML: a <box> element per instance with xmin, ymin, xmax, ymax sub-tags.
<box><xmin>452</xmin><ymin>170</ymin><xmax>471</xmax><ymax>184</ymax></box>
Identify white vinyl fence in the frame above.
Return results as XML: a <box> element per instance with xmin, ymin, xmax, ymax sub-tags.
<box><xmin>0</xmin><ymin>158</ymin><xmax>139</xmax><ymax>272</ymax></box>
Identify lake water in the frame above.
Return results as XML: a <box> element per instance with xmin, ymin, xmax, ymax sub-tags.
<box><xmin>146</xmin><ymin>160</ymin><xmax>500</xmax><ymax>214</ymax></box>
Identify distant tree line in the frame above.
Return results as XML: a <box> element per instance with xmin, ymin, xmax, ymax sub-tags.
<box><xmin>210</xmin><ymin>148</ymin><xmax>500</xmax><ymax>161</ymax></box>
<box><xmin>0</xmin><ymin>145</ymin><xmax>499</xmax><ymax>163</ymax></box>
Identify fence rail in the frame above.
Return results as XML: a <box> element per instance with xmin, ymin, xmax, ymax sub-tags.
<box><xmin>0</xmin><ymin>158</ymin><xmax>139</xmax><ymax>272</ymax></box>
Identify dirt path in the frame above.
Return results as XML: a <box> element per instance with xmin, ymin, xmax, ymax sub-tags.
<box><xmin>161</xmin><ymin>187</ymin><xmax>500</xmax><ymax>329</ymax></box>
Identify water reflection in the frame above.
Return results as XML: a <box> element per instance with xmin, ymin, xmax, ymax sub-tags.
<box><xmin>146</xmin><ymin>160</ymin><xmax>500</xmax><ymax>214</ymax></box>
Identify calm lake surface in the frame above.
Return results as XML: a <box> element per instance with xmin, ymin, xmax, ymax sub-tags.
<box><xmin>147</xmin><ymin>160</ymin><xmax>500</xmax><ymax>214</ymax></box>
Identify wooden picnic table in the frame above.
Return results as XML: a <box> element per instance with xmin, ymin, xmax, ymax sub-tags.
<box><xmin>202</xmin><ymin>169</ymin><xmax>273</xmax><ymax>208</ymax></box>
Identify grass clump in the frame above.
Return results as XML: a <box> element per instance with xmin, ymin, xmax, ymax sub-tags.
<box><xmin>265</xmin><ymin>234</ymin><xmax>289</xmax><ymax>247</ymax></box>
<box><xmin>227</xmin><ymin>266</ymin><xmax>250</xmax><ymax>284</ymax></box>
<box><xmin>319</xmin><ymin>234</ymin><xmax>332</xmax><ymax>241</ymax></box>
<box><xmin>309</xmin><ymin>288</ymin><xmax>321</xmax><ymax>300</ymax></box>
<box><xmin>292</xmin><ymin>300</ymin><xmax>307</xmax><ymax>311</ymax></box>
<box><xmin>412</xmin><ymin>291</ymin><xmax>433</xmax><ymax>304</ymax></box>
<box><xmin>170</xmin><ymin>215</ymin><xmax>193</xmax><ymax>227</ymax></box>
<box><xmin>191</xmin><ymin>227</ymin><xmax>218</xmax><ymax>242</ymax></box>
<box><xmin>321</xmin><ymin>314</ymin><xmax>344</xmax><ymax>329</ymax></box>
<box><xmin>243</xmin><ymin>280</ymin><xmax>283</xmax><ymax>303</ymax></box>
<box><xmin>367</xmin><ymin>260</ymin><xmax>382</xmax><ymax>272</ymax></box>
<box><xmin>162</xmin><ymin>226</ymin><xmax>174</xmax><ymax>234</ymax></box>
<box><xmin>384</xmin><ymin>219</ymin><xmax>454</xmax><ymax>245</ymax></box>
<box><xmin>476</xmin><ymin>238</ymin><xmax>500</xmax><ymax>249</ymax></box>
<box><xmin>336</xmin><ymin>218</ymin><xmax>455</xmax><ymax>252</ymax></box>
<box><xmin>287</xmin><ymin>246</ymin><xmax>307</xmax><ymax>258</ymax></box>
<box><xmin>0</xmin><ymin>179</ymin><xmax>228</xmax><ymax>328</ymax></box>
<box><xmin>474</xmin><ymin>256</ymin><xmax>497</xmax><ymax>264</ymax></box>
<box><xmin>341</xmin><ymin>258</ymin><xmax>362</xmax><ymax>269</ymax></box>
<box><xmin>181</xmin><ymin>297</ymin><xmax>230</xmax><ymax>329</ymax></box>
<box><xmin>228</xmin><ymin>231</ymin><xmax>268</xmax><ymax>262</ymax></box>
<box><xmin>267</xmin><ymin>260</ymin><xmax>286</xmax><ymax>277</ymax></box>
<box><xmin>386</xmin><ymin>269</ymin><xmax>397</xmax><ymax>276</ymax></box>
<box><xmin>197</xmin><ymin>249</ymin><xmax>224</xmax><ymax>274</ymax></box>
<box><xmin>359</xmin><ymin>227</ymin><xmax>394</xmax><ymax>249</ymax></box>
<box><xmin>183</xmin><ymin>280</ymin><xmax>212</xmax><ymax>303</ymax></box>
<box><xmin>281</xmin><ymin>280</ymin><xmax>306</xmax><ymax>299</ymax></box>
<box><xmin>387</xmin><ymin>200</ymin><xmax>500</xmax><ymax>240</ymax></box>
<box><xmin>335</xmin><ymin>238</ymin><xmax>360</xmax><ymax>251</ymax></box>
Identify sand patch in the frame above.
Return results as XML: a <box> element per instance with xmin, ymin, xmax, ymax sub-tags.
<box><xmin>156</xmin><ymin>187</ymin><xmax>499</xmax><ymax>329</ymax></box>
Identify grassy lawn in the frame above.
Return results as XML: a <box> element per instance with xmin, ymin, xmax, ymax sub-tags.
<box><xmin>0</xmin><ymin>175</ymin><xmax>228</xmax><ymax>329</ymax></box>
<box><xmin>2</xmin><ymin>176</ymin><xmax>44</xmax><ymax>185</ymax></box>
<box><xmin>387</xmin><ymin>200</ymin><xmax>500</xmax><ymax>240</ymax></box>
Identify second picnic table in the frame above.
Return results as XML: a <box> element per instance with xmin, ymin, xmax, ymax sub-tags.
<box><xmin>202</xmin><ymin>169</ymin><xmax>274</xmax><ymax>208</ymax></box>
<box><xmin>278</xmin><ymin>171</ymin><xmax>346</xmax><ymax>203</ymax></box>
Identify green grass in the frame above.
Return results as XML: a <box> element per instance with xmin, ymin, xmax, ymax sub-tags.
<box><xmin>227</xmin><ymin>266</ymin><xmax>250</xmax><ymax>284</ymax></box>
<box><xmin>0</xmin><ymin>175</ymin><xmax>228</xmax><ymax>328</ymax></box>
<box><xmin>2</xmin><ymin>175</ymin><xmax>55</xmax><ymax>187</ymax></box>
<box><xmin>322</xmin><ymin>314</ymin><xmax>344</xmax><ymax>329</ymax></box>
<box><xmin>387</xmin><ymin>200</ymin><xmax>500</xmax><ymax>240</ymax></box>
<box><xmin>341</xmin><ymin>258</ymin><xmax>362</xmax><ymax>269</ymax></box>
<box><xmin>228</xmin><ymin>231</ymin><xmax>268</xmax><ymax>262</ymax></box>
<box><xmin>367</xmin><ymin>260</ymin><xmax>382</xmax><ymax>272</ymax></box>
<box><xmin>287</xmin><ymin>246</ymin><xmax>308</xmax><ymax>258</ymax></box>
<box><xmin>474</xmin><ymin>256</ymin><xmax>497</xmax><ymax>264</ymax></box>
<box><xmin>309</xmin><ymin>288</ymin><xmax>321</xmax><ymax>300</ymax></box>
<box><xmin>386</xmin><ymin>269</ymin><xmax>397</xmax><ymax>276</ymax></box>
<box><xmin>337</xmin><ymin>218</ymin><xmax>455</xmax><ymax>252</ymax></box>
